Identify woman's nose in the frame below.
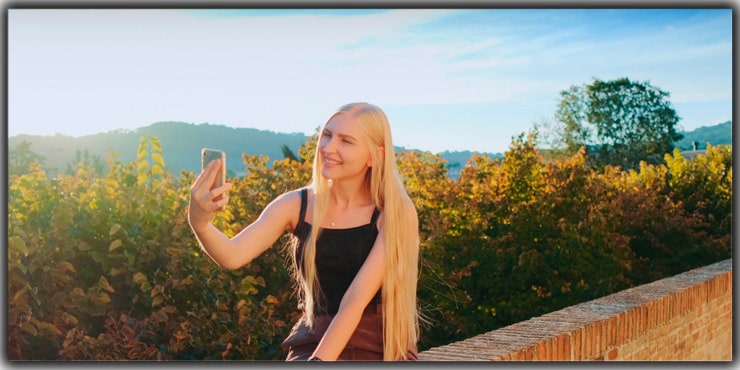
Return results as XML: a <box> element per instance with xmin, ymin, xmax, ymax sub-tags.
<box><xmin>322</xmin><ymin>137</ymin><xmax>338</xmax><ymax>153</ymax></box>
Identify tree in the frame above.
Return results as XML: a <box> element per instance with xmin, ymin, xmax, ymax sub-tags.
<box><xmin>65</xmin><ymin>148</ymin><xmax>106</xmax><ymax>175</ymax></box>
<box><xmin>553</xmin><ymin>77</ymin><xmax>683</xmax><ymax>170</ymax></box>
<box><xmin>9</xmin><ymin>140</ymin><xmax>46</xmax><ymax>177</ymax></box>
<box><xmin>280</xmin><ymin>144</ymin><xmax>303</xmax><ymax>163</ymax></box>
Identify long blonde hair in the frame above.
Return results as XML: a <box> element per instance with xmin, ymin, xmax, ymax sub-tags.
<box><xmin>296</xmin><ymin>102</ymin><xmax>420</xmax><ymax>360</ymax></box>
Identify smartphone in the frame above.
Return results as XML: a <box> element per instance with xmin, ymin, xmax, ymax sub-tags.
<box><xmin>201</xmin><ymin>148</ymin><xmax>226</xmax><ymax>191</ymax></box>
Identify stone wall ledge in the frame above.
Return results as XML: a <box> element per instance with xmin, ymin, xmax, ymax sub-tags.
<box><xmin>418</xmin><ymin>259</ymin><xmax>732</xmax><ymax>361</ymax></box>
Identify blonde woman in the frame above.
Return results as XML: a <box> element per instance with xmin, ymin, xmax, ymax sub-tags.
<box><xmin>188</xmin><ymin>102</ymin><xmax>420</xmax><ymax>361</ymax></box>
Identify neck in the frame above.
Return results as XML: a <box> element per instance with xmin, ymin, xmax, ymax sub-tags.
<box><xmin>327</xmin><ymin>177</ymin><xmax>371</xmax><ymax>209</ymax></box>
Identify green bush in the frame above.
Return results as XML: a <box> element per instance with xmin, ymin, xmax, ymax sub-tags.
<box><xmin>8</xmin><ymin>134</ymin><xmax>731</xmax><ymax>360</ymax></box>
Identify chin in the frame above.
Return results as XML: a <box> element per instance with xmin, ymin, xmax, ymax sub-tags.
<box><xmin>321</xmin><ymin>170</ymin><xmax>337</xmax><ymax>181</ymax></box>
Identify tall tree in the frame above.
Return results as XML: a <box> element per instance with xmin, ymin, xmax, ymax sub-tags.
<box><xmin>280</xmin><ymin>144</ymin><xmax>303</xmax><ymax>163</ymax></box>
<box><xmin>8</xmin><ymin>140</ymin><xmax>46</xmax><ymax>177</ymax></box>
<box><xmin>554</xmin><ymin>77</ymin><xmax>683</xmax><ymax>170</ymax></box>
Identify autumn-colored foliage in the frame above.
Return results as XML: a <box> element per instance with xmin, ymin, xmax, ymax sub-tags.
<box><xmin>8</xmin><ymin>134</ymin><xmax>731</xmax><ymax>360</ymax></box>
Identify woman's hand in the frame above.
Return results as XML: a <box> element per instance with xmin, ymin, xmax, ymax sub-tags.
<box><xmin>188</xmin><ymin>159</ymin><xmax>232</xmax><ymax>233</ymax></box>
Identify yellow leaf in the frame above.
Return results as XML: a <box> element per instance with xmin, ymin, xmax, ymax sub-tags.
<box><xmin>57</xmin><ymin>261</ymin><xmax>76</xmax><ymax>273</ymax></box>
<box><xmin>21</xmin><ymin>321</ymin><xmax>37</xmax><ymax>336</ymax></box>
<box><xmin>109</xmin><ymin>239</ymin><xmax>123</xmax><ymax>252</ymax></box>
<box><xmin>109</xmin><ymin>224</ymin><xmax>122</xmax><ymax>237</ymax></box>
<box><xmin>150</xmin><ymin>136</ymin><xmax>162</xmax><ymax>153</ymax></box>
<box><xmin>11</xmin><ymin>287</ymin><xmax>27</xmax><ymax>304</ymax></box>
<box><xmin>152</xmin><ymin>295</ymin><xmax>164</xmax><ymax>308</ymax></box>
<box><xmin>151</xmin><ymin>165</ymin><xmax>164</xmax><ymax>176</ymax></box>
<box><xmin>137</xmin><ymin>137</ymin><xmax>148</xmax><ymax>161</ymax></box>
<box><xmin>265</xmin><ymin>295</ymin><xmax>279</xmax><ymax>305</ymax></box>
<box><xmin>38</xmin><ymin>321</ymin><xmax>63</xmax><ymax>336</ymax></box>
<box><xmin>152</xmin><ymin>152</ymin><xmax>165</xmax><ymax>168</ymax></box>
<box><xmin>62</xmin><ymin>313</ymin><xmax>79</xmax><ymax>326</ymax></box>
<box><xmin>71</xmin><ymin>287</ymin><xmax>85</xmax><ymax>298</ymax></box>
<box><xmin>8</xmin><ymin>236</ymin><xmax>28</xmax><ymax>257</ymax></box>
<box><xmin>218</xmin><ymin>334</ymin><xmax>234</xmax><ymax>343</ymax></box>
<box><xmin>98</xmin><ymin>276</ymin><xmax>115</xmax><ymax>293</ymax></box>
<box><xmin>137</xmin><ymin>161</ymin><xmax>149</xmax><ymax>173</ymax></box>
<box><xmin>150</xmin><ymin>285</ymin><xmax>164</xmax><ymax>297</ymax></box>
<box><xmin>133</xmin><ymin>272</ymin><xmax>148</xmax><ymax>284</ymax></box>
<box><xmin>97</xmin><ymin>292</ymin><xmax>111</xmax><ymax>304</ymax></box>
<box><xmin>174</xmin><ymin>331</ymin><xmax>189</xmax><ymax>340</ymax></box>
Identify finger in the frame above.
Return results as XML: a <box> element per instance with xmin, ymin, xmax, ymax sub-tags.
<box><xmin>192</xmin><ymin>159</ymin><xmax>221</xmax><ymax>192</ymax></box>
<box><xmin>201</xmin><ymin>159</ymin><xmax>221</xmax><ymax>182</ymax></box>
<box><xmin>198</xmin><ymin>182</ymin><xmax>231</xmax><ymax>208</ymax></box>
<box><xmin>212</xmin><ymin>182</ymin><xmax>233</xmax><ymax>196</ymax></box>
<box><xmin>216</xmin><ymin>195</ymin><xmax>230</xmax><ymax>211</ymax></box>
<box><xmin>196</xmin><ymin>192</ymin><xmax>220</xmax><ymax>213</ymax></box>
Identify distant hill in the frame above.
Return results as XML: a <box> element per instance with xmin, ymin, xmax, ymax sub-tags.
<box><xmin>675</xmin><ymin>121</ymin><xmax>732</xmax><ymax>150</ymax></box>
<box><xmin>9</xmin><ymin>120</ymin><xmax>728</xmax><ymax>179</ymax></box>
<box><xmin>9</xmin><ymin>121</ymin><xmax>503</xmax><ymax>178</ymax></box>
<box><xmin>9</xmin><ymin>122</ymin><xmax>307</xmax><ymax>177</ymax></box>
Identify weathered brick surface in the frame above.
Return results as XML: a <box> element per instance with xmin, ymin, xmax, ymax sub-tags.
<box><xmin>418</xmin><ymin>259</ymin><xmax>732</xmax><ymax>361</ymax></box>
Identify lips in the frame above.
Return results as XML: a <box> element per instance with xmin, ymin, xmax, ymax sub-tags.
<box><xmin>323</xmin><ymin>156</ymin><xmax>342</xmax><ymax>166</ymax></box>
<box><xmin>322</xmin><ymin>156</ymin><xmax>342</xmax><ymax>167</ymax></box>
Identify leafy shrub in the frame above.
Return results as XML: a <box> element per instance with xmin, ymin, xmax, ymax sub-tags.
<box><xmin>8</xmin><ymin>134</ymin><xmax>731</xmax><ymax>360</ymax></box>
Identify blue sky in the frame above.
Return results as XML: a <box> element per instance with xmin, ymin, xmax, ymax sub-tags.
<box><xmin>8</xmin><ymin>8</ymin><xmax>733</xmax><ymax>153</ymax></box>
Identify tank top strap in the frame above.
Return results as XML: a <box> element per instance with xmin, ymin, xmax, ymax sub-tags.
<box><xmin>298</xmin><ymin>188</ymin><xmax>308</xmax><ymax>228</ymax></box>
<box><xmin>370</xmin><ymin>208</ymin><xmax>380</xmax><ymax>227</ymax></box>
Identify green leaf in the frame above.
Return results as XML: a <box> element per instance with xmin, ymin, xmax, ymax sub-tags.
<box><xmin>124</xmin><ymin>250</ymin><xmax>136</xmax><ymax>265</ymax></box>
<box><xmin>78</xmin><ymin>240</ymin><xmax>91</xmax><ymax>251</ymax></box>
<box><xmin>21</xmin><ymin>321</ymin><xmax>37</xmax><ymax>336</ymax></box>
<box><xmin>8</xmin><ymin>236</ymin><xmax>28</xmax><ymax>257</ymax></box>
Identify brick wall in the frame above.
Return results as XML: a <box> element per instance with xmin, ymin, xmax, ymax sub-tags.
<box><xmin>418</xmin><ymin>259</ymin><xmax>732</xmax><ymax>361</ymax></box>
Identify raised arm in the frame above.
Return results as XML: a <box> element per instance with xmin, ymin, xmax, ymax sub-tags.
<box><xmin>188</xmin><ymin>159</ymin><xmax>300</xmax><ymax>270</ymax></box>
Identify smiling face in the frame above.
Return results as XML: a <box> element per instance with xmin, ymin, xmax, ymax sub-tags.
<box><xmin>318</xmin><ymin>112</ymin><xmax>374</xmax><ymax>183</ymax></box>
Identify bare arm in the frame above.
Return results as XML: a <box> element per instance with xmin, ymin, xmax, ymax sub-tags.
<box><xmin>188</xmin><ymin>159</ymin><xmax>299</xmax><ymax>270</ymax></box>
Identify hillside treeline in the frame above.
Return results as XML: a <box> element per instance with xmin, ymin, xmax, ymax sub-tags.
<box><xmin>8</xmin><ymin>133</ymin><xmax>732</xmax><ymax>360</ymax></box>
<box><xmin>8</xmin><ymin>122</ymin><xmax>308</xmax><ymax>178</ymax></box>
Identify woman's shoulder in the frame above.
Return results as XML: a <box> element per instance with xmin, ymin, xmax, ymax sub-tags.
<box><xmin>262</xmin><ymin>188</ymin><xmax>306</xmax><ymax>232</ymax></box>
<box><xmin>270</xmin><ymin>188</ymin><xmax>305</xmax><ymax>209</ymax></box>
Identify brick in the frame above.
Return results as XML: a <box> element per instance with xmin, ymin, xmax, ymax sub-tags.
<box><xmin>607</xmin><ymin>348</ymin><xmax>618</xmax><ymax>360</ymax></box>
<box><xmin>555</xmin><ymin>334</ymin><xmax>567</xmax><ymax>361</ymax></box>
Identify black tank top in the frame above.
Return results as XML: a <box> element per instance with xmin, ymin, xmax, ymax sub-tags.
<box><xmin>293</xmin><ymin>188</ymin><xmax>382</xmax><ymax>314</ymax></box>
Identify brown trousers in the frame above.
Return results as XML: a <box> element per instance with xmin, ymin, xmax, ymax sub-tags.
<box><xmin>281</xmin><ymin>305</ymin><xmax>417</xmax><ymax>361</ymax></box>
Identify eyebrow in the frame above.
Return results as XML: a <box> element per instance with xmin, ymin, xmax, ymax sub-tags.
<box><xmin>323</xmin><ymin>128</ymin><xmax>358</xmax><ymax>142</ymax></box>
